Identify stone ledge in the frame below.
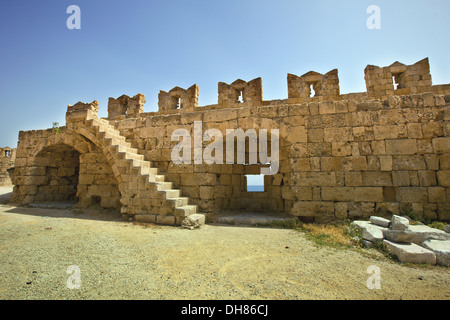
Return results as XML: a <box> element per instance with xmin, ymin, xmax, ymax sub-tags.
<box><xmin>383</xmin><ymin>240</ymin><xmax>436</xmax><ymax>265</ymax></box>
<box><xmin>421</xmin><ymin>240</ymin><xmax>450</xmax><ymax>266</ymax></box>
<box><xmin>383</xmin><ymin>225</ymin><xmax>450</xmax><ymax>245</ymax></box>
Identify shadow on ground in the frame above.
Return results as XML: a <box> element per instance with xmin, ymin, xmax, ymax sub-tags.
<box><xmin>0</xmin><ymin>186</ymin><xmax>123</xmax><ymax>222</ymax></box>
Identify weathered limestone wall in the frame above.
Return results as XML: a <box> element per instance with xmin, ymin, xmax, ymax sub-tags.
<box><xmin>10</xmin><ymin>128</ymin><xmax>120</xmax><ymax>208</ymax></box>
<box><xmin>0</xmin><ymin>147</ymin><xmax>16</xmax><ymax>186</ymax></box>
<box><xmin>110</xmin><ymin>91</ymin><xmax>450</xmax><ymax>222</ymax></box>
<box><xmin>10</xmin><ymin>58</ymin><xmax>450</xmax><ymax>224</ymax></box>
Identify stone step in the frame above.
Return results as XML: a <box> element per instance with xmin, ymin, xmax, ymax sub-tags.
<box><xmin>86</xmin><ymin>115</ymin><xmax>200</xmax><ymax>227</ymax></box>
<box><xmin>174</xmin><ymin>205</ymin><xmax>197</xmax><ymax>217</ymax></box>
<box><xmin>181</xmin><ymin>213</ymin><xmax>206</xmax><ymax>229</ymax></box>
<box><xmin>155</xmin><ymin>181</ymin><xmax>173</xmax><ymax>191</ymax></box>
<box><xmin>123</xmin><ymin>158</ymin><xmax>149</xmax><ymax>171</ymax></box>
<box><xmin>138</xmin><ymin>166</ymin><xmax>158</xmax><ymax>176</ymax></box>
<box><xmin>111</xmin><ymin>143</ymin><xmax>138</xmax><ymax>155</ymax></box>
<box><xmin>148</xmin><ymin>174</ymin><xmax>166</xmax><ymax>183</ymax></box>
<box><xmin>167</xmin><ymin>197</ymin><xmax>189</xmax><ymax>207</ymax></box>
<box><xmin>96</xmin><ymin>128</ymin><xmax>126</xmax><ymax>142</ymax></box>
<box><xmin>159</xmin><ymin>189</ymin><xmax>180</xmax><ymax>199</ymax></box>
<box><xmin>118</xmin><ymin>151</ymin><xmax>144</xmax><ymax>162</ymax></box>
<box><xmin>104</xmin><ymin>137</ymin><xmax>132</xmax><ymax>149</ymax></box>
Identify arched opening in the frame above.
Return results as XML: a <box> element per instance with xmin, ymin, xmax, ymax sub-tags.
<box><xmin>33</xmin><ymin>144</ymin><xmax>80</xmax><ymax>203</ymax></box>
<box><xmin>13</xmin><ymin>140</ymin><xmax>122</xmax><ymax>213</ymax></box>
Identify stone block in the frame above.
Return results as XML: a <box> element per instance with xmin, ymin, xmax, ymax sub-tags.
<box><xmin>424</xmin><ymin>154</ymin><xmax>439</xmax><ymax>170</ymax></box>
<box><xmin>371</xmin><ymin>141</ymin><xmax>386</xmax><ymax>155</ymax></box>
<box><xmin>334</xmin><ymin>202</ymin><xmax>347</xmax><ymax>219</ymax></box>
<box><xmin>318</xmin><ymin>101</ymin><xmax>336</xmax><ymax>114</ymax></box>
<box><xmin>384</xmin><ymin>225</ymin><xmax>450</xmax><ymax>244</ymax></box>
<box><xmin>437</xmin><ymin>171</ymin><xmax>450</xmax><ymax>187</ymax></box>
<box><xmin>280</xmin><ymin>126</ymin><xmax>308</xmax><ymax>143</ymax></box>
<box><xmin>392</xmin><ymin>155</ymin><xmax>426</xmax><ymax>170</ymax></box>
<box><xmin>398</xmin><ymin>187</ymin><xmax>428</xmax><ymax>203</ymax></box>
<box><xmin>307</xmin><ymin>128</ymin><xmax>324</xmax><ymax>143</ymax></box>
<box><xmin>135</xmin><ymin>214</ymin><xmax>157</xmax><ymax>223</ymax></box>
<box><xmin>157</xmin><ymin>215</ymin><xmax>176</xmax><ymax>225</ymax></box>
<box><xmin>320</xmin><ymin>157</ymin><xmax>343</xmax><ymax>171</ymax></box>
<box><xmin>295</xmin><ymin>172</ymin><xmax>337</xmax><ymax>186</ymax></box>
<box><xmin>390</xmin><ymin>215</ymin><xmax>409</xmax><ymax>231</ymax></box>
<box><xmin>407</xmin><ymin>123</ymin><xmax>423</xmax><ymax>139</ymax></box>
<box><xmin>379</xmin><ymin>156</ymin><xmax>392</xmax><ymax>171</ymax></box>
<box><xmin>343</xmin><ymin>156</ymin><xmax>368</xmax><ymax>171</ymax></box>
<box><xmin>421</xmin><ymin>240</ymin><xmax>450</xmax><ymax>266</ymax></box>
<box><xmin>374</xmin><ymin>126</ymin><xmax>399</xmax><ymax>140</ymax></box>
<box><xmin>344</xmin><ymin>172</ymin><xmax>362</xmax><ymax>186</ymax></box>
<box><xmin>323</xmin><ymin>127</ymin><xmax>353</xmax><ymax>142</ymax></box>
<box><xmin>361</xmin><ymin>171</ymin><xmax>392</xmax><ymax>186</ymax></box>
<box><xmin>291</xmin><ymin>201</ymin><xmax>335</xmax><ymax>217</ymax></box>
<box><xmin>439</xmin><ymin>154</ymin><xmax>450</xmax><ymax>170</ymax></box>
<box><xmin>370</xmin><ymin>216</ymin><xmax>391</xmax><ymax>228</ymax></box>
<box><xmin>383</xmin><ymin>240</ymin><xmax>436</xmax><ymax>265</ymax></box>
<box><xmin>428</xmin><ymin>187</ymin><xmax>446</xmax><ymax>203</ymax></box>
<box><xmin>361</xmin><ymin>224</ymin><xmax>386</xmax><ymax>243</ymax></box>
<box><xmin>199</xmin><ymin>186</ymin><xmax>214</xmax><ymax>200</ymax></box>
<box><xmin>422</xmin><ymin>122</ymin><xmax>443</xmax><ymax>138</ymax></box>
<box><xmin>321</xmin><ymin>187</ymin><xmax>383</xmax><ymax>202</ymax></box>
<box><xmin>181</xmin><ymin>214</ymin><xmax>205</xmax><ymax>229</ymax></box>
<box><xmin>432</xmin><ymin>137</ymin><xmax>450</xmax><ymax>154</ymax></box>
<box><xmin>386</xmin><ymin>139</ymin><xmax>418</xmax><ymax>155</ymax></box>
<box><xmin>418</xmin><ymin>170</ymin><xmax>436</xmax><ymax>186</ymax></box>
<box><xmin>349</xmin><ymin>220</ymin><xmax>370</xmax><ymax>235</ymax></box>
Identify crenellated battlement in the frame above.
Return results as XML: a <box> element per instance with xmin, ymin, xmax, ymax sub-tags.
<box><xmin>158</xmin><ymin>85</ymin><xmax>199</xmax><ymax>113</ymax></box>
<box><xmin>103</xmin><ymin>58</ymin><xmax>450</xmax><ymax>119</ymax></box>
<box><xmin>287</xmin><ymin>69</ymin><xmax>340</xmax><ymax>101</ymax></box>
<box><xmin>364</xmin><ymin>58</ymin><xmax>433</xmax><ymax>97</ymax></box>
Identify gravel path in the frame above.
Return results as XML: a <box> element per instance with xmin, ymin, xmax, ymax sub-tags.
<box><xmin>0</xmin><ymin>186</ymin><xmax>448</xmax><ymax>300</ymax></box>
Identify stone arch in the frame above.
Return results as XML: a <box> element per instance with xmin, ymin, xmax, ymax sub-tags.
<box><xmin>31</xmin><ymin>143</ymin><xmax>81</xmax><ymax>203</ymax></box>
<box><xmin>12</xmin><ymin>130</ymin><xmax>121</xmax><ymax>210</ymax></box>
<box><xmin>62</xmin><ymin>127</ymin><xmax>124</xmax><ymax>210</ymax></box>
<box><xmin>67</xmin><ymin>126</ymin><xmax>121</xmax><ymax>176</ymax></box>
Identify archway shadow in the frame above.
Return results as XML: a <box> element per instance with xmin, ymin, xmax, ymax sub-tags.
<box><xmin>2</xmin><ymin>204</ymin><xmax>124</xmax><ymax>223</ymax></box>
<box><xmin>1</xmin><ymin>194</ymin><xmax>124</xmax><ymax>223</ymax></box>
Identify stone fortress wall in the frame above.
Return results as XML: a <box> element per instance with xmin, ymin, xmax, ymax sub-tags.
<box><xmin>9</xmin><ymin>58</ymin><xmax>450</xmax><ymax>225</ymax></box>
<box><xmin>0</xmin><ymin>147</ymin><xmax>16</xmax><ymax>186</ymax></box>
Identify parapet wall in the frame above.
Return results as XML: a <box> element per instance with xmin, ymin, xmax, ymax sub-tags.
<box><xmin>10</xmin><ymin>58</ymin><xmax>450</xmax><ymax>223</ymax></box>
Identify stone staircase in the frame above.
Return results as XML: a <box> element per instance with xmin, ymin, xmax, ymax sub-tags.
<box><xmin>67</xmin><ymin>104</ymin><xmax>205</xmax><ymax>227</ymax></box>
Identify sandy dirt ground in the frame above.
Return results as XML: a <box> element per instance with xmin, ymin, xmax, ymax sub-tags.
<box><xmin>0</xmin><ymin>186</ymin><xmax>448</xmax><ymax>300</ymax></box>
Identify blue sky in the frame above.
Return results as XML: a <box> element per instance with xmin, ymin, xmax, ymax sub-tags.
<box><xmin>0</xmin><ymin>0</ymin><xmax>449</xmax><ymax>148</ymax></box>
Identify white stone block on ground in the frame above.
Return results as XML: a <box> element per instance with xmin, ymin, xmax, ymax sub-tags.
<box><xmin>182</xmin><ymin>214</ymin><xmax>205</xmax><ymax>229</ymax></box>
<box><xmin>350</xmin><ymin>220</ymin><xmax>386</xmax><ymax>242</ymax></box>
<box><xmin>349</xmin><ymin>220</ymin><xmax>371</xmax><ymax>234</ymax></box>
<box><xmin>383</xmin><ymin>240</ymin><xmax>436</xmax><ymax>265</ymax></box>
<box><xmin>384</xmin><ymin>225</ymin><xmax>450</xmax><ymax>244</ymax></box>
<box><xmin>362</xmin><ymin>224</ymin><xmax>386</xmax><ymax>243</ymax></box>
<box><xmin>421</xmin><ymin>240</ymin><xmax>450</xmax><ymax>267</ymax></box>
<box><xmin>391</xmin><ymin>215</ymin><xmax>409</xmax><ymax>231</ymax></box>
<box><xmin>370</xmin><ymin>216</ymin><xmax>390</xmax><ymax>228</ymax></box>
